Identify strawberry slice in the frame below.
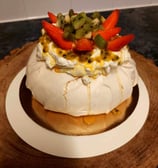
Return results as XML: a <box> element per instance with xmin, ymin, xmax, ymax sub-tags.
<box><xmin>93</xmin><ymin>27</ymin><xmax>121</xmax><ymax>41</ymax></box>
<box><xmin>48</xmin><ymin>11</ymin><xmax>57</xmax><ymax>23</ymax></box>
<box><xmin>42</xmin><ymin>20</ymin><xmax>73</xmax><ymax>50</ymax></box>
<box><xmin>103</xmin><ymin>9</ymin><xmax>120</xmax><ymax>30</ymax></box>
<box><xmin>107</xmin><ymin>34</ymin><xmax>135</xmax><ymax>51</ymax></box>
<box><xmin>75</xmin><ymin>38</ymin><xmax>93</xmax><ymax>51</ymax></box>
<box><xmin>42</xmin><ymin>20</ymin><xmax>62</xmax><ymax>33</ymax></box>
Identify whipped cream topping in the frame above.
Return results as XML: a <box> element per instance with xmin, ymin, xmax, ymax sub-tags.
<box><xmin>37</xmin><ymin>32</ymin><xmax>131</xmax><ymax>84</ymax></box>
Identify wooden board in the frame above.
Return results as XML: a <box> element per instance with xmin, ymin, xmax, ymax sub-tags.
<box><xmin>0</xmin><ymin>42</ymin><xmax>158</xmax><ymax>168</ymax></box>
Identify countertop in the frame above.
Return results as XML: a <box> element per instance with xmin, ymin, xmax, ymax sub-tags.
<box><xmin>0</xmin><ymin>6</ymin><xmax>158</xmax><ymax>65</ymax></box>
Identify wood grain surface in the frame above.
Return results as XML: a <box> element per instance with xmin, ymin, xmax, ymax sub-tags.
<box><xmin>0</xmin><ymin>42</ymin><xmax>158</xmax><ymax>168</ymax></box>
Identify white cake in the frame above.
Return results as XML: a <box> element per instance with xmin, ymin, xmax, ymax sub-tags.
<box><xmin>26</xmin><ymin>9</ymin><xmax>138</xmax><ymax>135</ymax></box>
<box><xmin>26</xmin><ymin>45</ymin><xmax>138</xmax><ymax>116</ymax></box>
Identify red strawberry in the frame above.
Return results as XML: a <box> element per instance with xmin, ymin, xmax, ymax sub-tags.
<box><xmin>107</xmin><ymin>34</ymin><xmax>135</xmax><ymax>51</ymax></box>
<box><xmin>48</xmin><ymin>11</ymin><xmax>57</xmax><ymax>23</ymax></box>
<box><xmin>93</xmin><ymin>27</ymin><xmax>121</xmax><ymax>41</ymax></box>
<box><xmin>103</xmin><ymin>9</ymin><xmax>120</xmax><ymax>30</ymax></box>
<box><xmin>75</xmin><ymin>38</ymin><xmax>93</xmax><ymax>51</ymax></box>
<box><xmin>42</xmin><ymin>20</ymin><xmax>73</xmax><ymax>50</ymax></box>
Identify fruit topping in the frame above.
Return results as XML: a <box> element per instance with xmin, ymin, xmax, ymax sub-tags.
<box><xmin>42</xmin><ymin>20</ymin><xmax>73</xmax><ymax>50</ymax></box>
<box><xmin>75</xmin><ymin>38</ymin><xmax>93</xmax><ymax>51</ymax></box>
<box><xmin>107</xmin><ymin>34</ymin><xmax>135</xmax><ymax>51</ymax></box>
<box><xmin>42</xmin><ymin>9</ymin><xmax>134</xmax><ymax>51</ymax></box>
<box><xmin>102</xmin><ymin>9</ymin><xmax>120</xmax><ymax>30</ymax></box>
<box><xmin>48</xmin><ymin>11</ymin><xmax>57</xmax><ymax>23</ymax></box>
<box><xmin>94</xmin><ymin>34</ymin><xmax>107</xmax><ymax>49</ymax></box>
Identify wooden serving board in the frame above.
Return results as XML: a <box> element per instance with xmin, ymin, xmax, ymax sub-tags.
<box><xmin>0</xmin><ymin>42</ymin><xmax>158</xmax><ymax>168</ymax></box>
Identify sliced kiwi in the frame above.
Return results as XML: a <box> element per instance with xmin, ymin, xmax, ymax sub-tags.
<box><xmin>94</xmin><ymin>34</ymin><xmax>107</xmax><ymax>49</ymax></box>
<box><xmin>56</xmin><ymin>10</ymin><xmax>107</xmax><ymax>41</ymax></box>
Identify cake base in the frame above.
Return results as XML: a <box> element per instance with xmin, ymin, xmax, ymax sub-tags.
<box><xmin>32</xmin><ymin>97</ymin><xmax>132</xmax><ymax>135</ymax></box>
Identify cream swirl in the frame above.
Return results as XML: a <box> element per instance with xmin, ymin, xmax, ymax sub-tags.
<box><xmin>37</xmin><ymin>33</ymin><xmax>132</xmax><ymax>84</ymax></box>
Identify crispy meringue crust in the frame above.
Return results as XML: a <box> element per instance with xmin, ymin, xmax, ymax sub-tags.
<box><xmin>26</xmin><ymin>46</ymin><xmax>138</xmax><ymax>116</ymax></box>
